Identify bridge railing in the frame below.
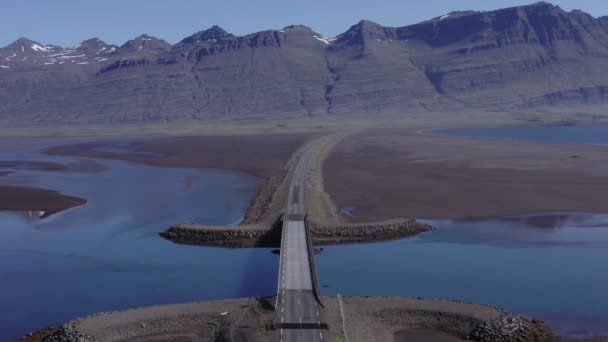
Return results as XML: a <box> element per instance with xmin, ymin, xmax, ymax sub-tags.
<box><xmin>304</xmin><ymin>215</ymin><xmax>324</xmax><ymax>307</ymax></box>
<box><xmin>275</xmin><ymin>214</ymin><xmax>287</xmax><ymax>309</ymax></box>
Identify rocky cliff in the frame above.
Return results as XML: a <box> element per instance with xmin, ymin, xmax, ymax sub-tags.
<box><xmin>1</xmin><ymin>1</ymin><xmax>608</xmax><ymax>126</ymax></box>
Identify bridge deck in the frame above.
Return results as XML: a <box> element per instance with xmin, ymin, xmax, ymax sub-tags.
<box><xmin>283</xmin><ymin>220</ymin><xmax>312</xmax><ymax>290</ymax></box>
<box><xmin>274</xmin><ymin>143</ymin><xmax>324</xmax><ymax>342</ymax></box>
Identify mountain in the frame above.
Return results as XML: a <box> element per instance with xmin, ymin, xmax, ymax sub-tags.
<box><xmin>178</xmin><ymin>25</ymin><xmax>234</xmax><ymax>45</ymax></box>
<box><xmin>1</xmin><ymin>1</ymin><xmax>608</xmax><ymax>127</ymax></box>
<box><xmin>121</xmin><ymin>35</ymin><xmax>171</xmax><ymax>55</ymax></box>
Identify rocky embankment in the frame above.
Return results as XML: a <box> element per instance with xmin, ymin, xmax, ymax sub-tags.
<box><xmin>310</xmin><ymin>218</ymin><xmax>432</xmax><ymax>245</ymax></box>
<box><xmin>159</xmin><ymin>215</ymin><xmax>283</xmax><ymax>248</ymax></box>
<box><xmin>240</xmin><ymin>166</ymin><xmax>289</xmax><ymax>225</ymax></box>
<box><xmin>160</xmin><ymin>217</ymin><xmax>432</xmax><ymax>247</ymax></box>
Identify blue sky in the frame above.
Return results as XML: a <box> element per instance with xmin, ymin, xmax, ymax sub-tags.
<box><xmin>1</xmin><ymin>0</ymin><xmax>607</xmax><ymax>47</ymax></box>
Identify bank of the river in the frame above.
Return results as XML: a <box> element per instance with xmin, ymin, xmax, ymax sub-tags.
<box><xmin>20</xmin><ymin>296</ymin><xmax>557</xmax><ymax>342</ymax></box>
<box><xmin>0</xmin><ymin>185</ymin><xmax>86</xmax><ymax>218</ymax></box>
<box><xmin>0</xmin><ymin>158</ymin><xmax>107</xmax><ymax>215</ymax></box>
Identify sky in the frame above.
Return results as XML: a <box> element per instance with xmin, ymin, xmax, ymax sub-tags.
<box><xmin>1</xmin><ymin>0</ymin><xmax>607</xmax><ymax>47</ymax></box>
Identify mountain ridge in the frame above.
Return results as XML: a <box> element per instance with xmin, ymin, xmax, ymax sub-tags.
<box><xmin>2</xmin><ymin>1</ymin><xmax>608</xmax><ymax>126</ymax></box>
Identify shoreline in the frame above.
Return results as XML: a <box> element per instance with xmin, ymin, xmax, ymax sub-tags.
<box><xmin>31</xmin><ymin>126</ymin><xmax>608</xmax><ymax>222</ymax></box>
<box><xmin>0</xmin><ymin>185</ymin><xmax>86</xmax><ymax>218</ymax></box>
<box><xmin>19</xmin><ymin>295</ymin><xmax>557</xmax><ymax>342</ymax></box>
<box><xmin>158</xmin><ymin>134</ymin><xmax>435</xmax><ymax>247</ymax></box>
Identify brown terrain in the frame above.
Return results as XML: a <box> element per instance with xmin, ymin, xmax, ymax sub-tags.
<box><xmin>0</xmin><ymin>161</ymin><xmax>68</xmax><ymax>172</ymax></box>
<box><xmin>22</xmin><ymin>296</ymin><xmax>555</xmax><ymax>342</ymax></box>
<box><xmin>46</xmin><ymin>133</ymin><xmax>316</xmax><ymax>178</ymax></box>
<box><xmin>0</xmin><ymin>185</ymin><xmax>86</xmax><ymax>218</ymax></box>
<box><xmin>324</xmin><ymin>128</ymin><xmax>608</xmax><ymax>221</ymax></box>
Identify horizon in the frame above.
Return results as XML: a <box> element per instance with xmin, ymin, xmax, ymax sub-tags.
<box><xmin>1</xmin><ymin>0</ymin><xmax>607</xmax><ymax>48</ymax></box>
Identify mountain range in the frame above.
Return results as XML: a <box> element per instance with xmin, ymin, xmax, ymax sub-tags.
<box><xmin>2</xmin><ymin>1</ymin><xmax>608</xmax><ymax>126</ymax></box>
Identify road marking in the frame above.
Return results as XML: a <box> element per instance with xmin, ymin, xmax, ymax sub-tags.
<box><xmin>320</xmin><ymin>331</ymin><xmax>323</xmax><ymax>339</ymax></box>
<box><xmin>282</xmin><ymin>307</ymin><xmax>284</xmax><ymax>313</ymax></box>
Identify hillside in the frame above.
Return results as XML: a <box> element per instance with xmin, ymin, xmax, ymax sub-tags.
<box><xmin>1</xmin><ymin>1</ymin><xmax>608</xmax><ymax>126</ymax></box>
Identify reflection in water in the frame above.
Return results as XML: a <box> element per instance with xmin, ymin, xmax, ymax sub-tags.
<box><xmin>0</xmin><ymin>146</ymin><xmax>273</xmax><ymax>341</ymax></box>
<box><xmin>317</xmin><ymin>214</ymin><xmax>608</xmax><ymax>339</ymax></box>
<box><xmin>2</xmin><ymin>140</ymin><xmax>608</xmax><ymax>340</ymax></box>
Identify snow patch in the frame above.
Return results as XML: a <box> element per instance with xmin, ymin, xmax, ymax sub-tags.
<box><xmin>313</xmin><ymin>35</ymin><xmax>336</xmax><ymax>45</ymax></box>
<box><xmin>76</xmin><ymin>62</ymin><xmax>90</xmax><ymax>65</ymax></box>
<box><xmin>58</xmin><ymin>54</ymin><xmax>86</xmax><ymax>59</ymax></box>
<box><xmin>107</xmin><ymin>47</ymin><xmax>116</xmax><ymax>53</ymax></box>
<box><xmin>279</xmin><ymin>30</ymin><xmax>285</xmax><ymax>33</ymax></box>
<box><xmin>21</xmin><ymin>45</ymin><xmax>25</xmax><ymax>53</ymax></box>
<box><xmin>0</xmin><ymin>65</ymin><xmax>9</xmax><ymax>69</ymax></box>
<box><xmin>43</xmin><ymin>62</ymin><xmax>55</xmax><ymax>65</ymax></box>
<box><xmin>32</xmin><ymin>44</ymin><xmax>53</xmax><ymax>52</ymax></box>
<box><xmin>440</xmin><ymin>14</ymin><xmax>451</xmax><ymax>21</ymax></box>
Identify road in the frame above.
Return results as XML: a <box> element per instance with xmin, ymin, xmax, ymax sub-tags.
<box><xmin>274</xmin><ymin>143</ymin><xmax>324</xmax><ymax>342</ymax></box>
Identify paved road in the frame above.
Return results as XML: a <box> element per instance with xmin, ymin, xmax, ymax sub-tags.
<box><xmin>274</xmin><ymin>143</ymin><xmax>324</xmax><ymax>342</ymax></box>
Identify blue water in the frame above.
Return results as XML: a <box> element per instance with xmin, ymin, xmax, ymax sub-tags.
<box><xmin>437</xmin><ymin>124</ymin><xmax>608</xmax><ymax>144</ymax></box>
<box><xmin>317</xmin><ymin>215</ymin><xmax>608</xmax><ymax>338</ymax></box>
<box><xmin>0</xmin><ymin>141</ymin><xmax>274</xmax><ymax>341</ymax></box>
<box><xmin>2</xmin><ymin>137</ymin><xmax>608</xmax><ymax>340</ymax></box>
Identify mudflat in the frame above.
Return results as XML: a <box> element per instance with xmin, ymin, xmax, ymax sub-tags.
<box><xmin>324</xmin><ymin>128</ymin><xmax>608</xmax><ymax>221</ymax></box>
<box><xmin>0</xmin><ymin>161</ymin><xmax>68</xmax><ymax>172</ymax></box>
<box><xmin>47</xmin><ymin>133</ymin><xmax>315</xmax><ymax>178</ymax></box>
<box><xmin>0</xmin><ymin>159</ymin><xmax>109</xmax><ymax>175</ymax></box>
<box><xmin>0</xmin><ymin>185</ymin><xmax>86</xmax><ymax>217</ymax></box>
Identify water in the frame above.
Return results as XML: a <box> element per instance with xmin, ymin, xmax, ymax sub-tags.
<box><xmin>317</xmin><ymin>214</ymin><xmax>608</xmax><ymax>338</ymax></box>
<box><xmin>0</xmin><ymin>142</ymin><xmax>275</xmax><ymax>340</ymax></box>
<box><xmin>2</xmin><ymin>136</ymin><xmax>608</xmax><ymax>340</ymax></box>
<box><xmin>436</xmin><ymin>124</ymin><xmax>608</xmax><ymax>145</ymax></box>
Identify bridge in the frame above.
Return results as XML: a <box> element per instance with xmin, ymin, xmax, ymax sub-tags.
<box><xmin>274</xmin><ymin>143</ymin><xmax>325</xmax><ymax>342</ymax></box>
